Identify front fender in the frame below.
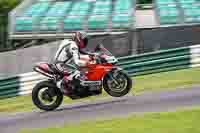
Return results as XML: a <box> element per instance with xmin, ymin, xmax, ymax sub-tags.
<box><xmin>101</xmin><ymin>66</ymin><xmax>129</xmax><ymax>82</ymax></box>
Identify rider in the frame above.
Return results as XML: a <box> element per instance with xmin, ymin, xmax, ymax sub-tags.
<box><xmin>54</xmin><ymin>31</ymin><xmax>95</xmax><ymax>93</ymax></box>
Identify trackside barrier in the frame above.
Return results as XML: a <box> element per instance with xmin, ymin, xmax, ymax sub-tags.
<box><xmin>118</xmin><ymin>44</ymin><xmax>200</xmax><ymax>76</ymax></box>
<box><xmin>1</xmin><ymin>44</ymin><xmax>200</xmax><ymax>99</ymax></box>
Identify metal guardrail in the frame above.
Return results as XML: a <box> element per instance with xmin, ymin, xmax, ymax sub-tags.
<box><xmin>1</xmin><ymin>44</ymin><xmax>200</xmax><ymax>99</ymax></box>
<box><xmin>120</xmin><ymin>44</ymin><xmax>200</xmax><ymax>76</ymax></box>
<box><xmin>0</xmin><ymin>72</ymin><xmax>47</xmax><ymax>99</ymax></box>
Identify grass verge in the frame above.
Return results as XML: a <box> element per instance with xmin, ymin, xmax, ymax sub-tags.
<box><xmin>134</xmin><ymin>67</ymin><xmax>200</xmax><ymax>94</ymax></box>
<box><xmin>20</xmin><ymin>107</ymin><xmax>200</xmax><ymax>133</ymax></box>
<box><xmin>1</xmin><ymin>67</ymin><xmax>200</xmax><ymax>113</ymax></box>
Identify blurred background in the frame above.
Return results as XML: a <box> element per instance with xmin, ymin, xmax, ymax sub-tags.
<box><xmin>0</xmin><ymin>0</ymin><xmax>150</xmax><ymax>52</ymax></box>
<box><xmin>1</xmin><ymin>0</ymin><xmax>200</xmax><ymax>76</ymax></box>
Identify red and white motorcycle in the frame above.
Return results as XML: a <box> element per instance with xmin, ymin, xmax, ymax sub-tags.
<box><xmin>32</xmin><ymin>43</ymin><xmax>133</xmax><ymax>111</ymax></box>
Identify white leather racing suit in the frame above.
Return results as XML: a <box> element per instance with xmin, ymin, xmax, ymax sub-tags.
<box><xmin>54</xmin><ymin>39</ymin><xmax>89</xmax><ymax>89</ymax></box>
<box><xmin>54</xmin><ymin>39</ymin><xmax>87</xmax><ymax>68</ymax></box>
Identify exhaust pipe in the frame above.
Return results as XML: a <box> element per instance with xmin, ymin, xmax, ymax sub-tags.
<box><xmin>33</xmin><ymin>67</ymin><xmax>54</xmax><ymax>78</ymax></box>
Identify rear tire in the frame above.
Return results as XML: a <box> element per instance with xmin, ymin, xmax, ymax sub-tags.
<box><xmin>103</xmin><ymin>69</ymin><xmax>132</xmax><ymax>97</ymax></box>
<box><xmin>32</xmin><ymin>80</ymin><xmax>63</xmax><ymax>111</ymax></box>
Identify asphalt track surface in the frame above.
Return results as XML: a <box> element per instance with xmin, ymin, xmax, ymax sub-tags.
<box><xmin>1</xmin><ymin>86</ymin><xmax>200</xmax><ymax>133</ymax></box>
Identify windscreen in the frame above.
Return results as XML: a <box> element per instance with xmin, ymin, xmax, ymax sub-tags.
<box><xmin>95</xmin><ymin>43</ymin><xmax>113</xmax><ymax>56</ymax></box>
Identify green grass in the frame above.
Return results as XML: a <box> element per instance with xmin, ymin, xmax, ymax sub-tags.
<box><xmin>20</xmin><ymin>107</ymin><xmax>200</xmax><ymax>133</ymax></box>
<box><xmin>1</xmin><ymin>67</ymin><xmax>200</xmax><ymax>113</ymax></box>
<box><xmin>134</xmin><ymin>67</ymin><xmax>200</xmax><ymax>94</ymax></box>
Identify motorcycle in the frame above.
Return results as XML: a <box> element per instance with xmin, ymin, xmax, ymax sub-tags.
<box><xmin>32</xmin><ymin>42</ymin><xmax>133</xmax><ymax>111</ymax></box>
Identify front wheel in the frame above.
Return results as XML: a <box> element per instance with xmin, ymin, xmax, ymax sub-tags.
<box><xmin>103</xmin><ymin>69</ymin><xmax>132</xmax><ymax>97</ymax></box>
<box><xmin>32</xmin><ymin>80</ymin><xmax>63</xmax><ymax>111</ymax></box>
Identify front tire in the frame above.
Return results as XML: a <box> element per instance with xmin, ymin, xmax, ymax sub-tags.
<box><xmin>32</xmin><ymin>80</ymin><xmax>63</xmax><ymax>111</ymax></box>
<box><xmin>103</xmin><ymin>69</ymin><xmax>132</xmax><ymax>97</ymax></box>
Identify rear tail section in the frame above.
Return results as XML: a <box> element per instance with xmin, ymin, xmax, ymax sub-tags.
<box><xmin>33</xmin><ymin>63</ymin><xmax>54</xmax><ymax>78</ymax></box>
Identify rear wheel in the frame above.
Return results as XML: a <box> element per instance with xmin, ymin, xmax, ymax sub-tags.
<box><xmin>32</xmin><ymin>80</ymin><xmax>63</xmax><ymax>111</ymax></box>
<box><xmin>103</xmin><ymin>69</ymin><xmax>132</xmax><ymax>97</ymax></box>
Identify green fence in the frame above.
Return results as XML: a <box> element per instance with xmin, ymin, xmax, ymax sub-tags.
<box><xmin>118</xmin><ymin>45</ymin><xmax>200</xmax><ymax>76</ymax></box>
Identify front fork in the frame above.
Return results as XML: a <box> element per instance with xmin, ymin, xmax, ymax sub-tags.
<box><xmin>106</xmin><ymin>68</ymin><xmax>123</xmax><ymax>86</ymax></box>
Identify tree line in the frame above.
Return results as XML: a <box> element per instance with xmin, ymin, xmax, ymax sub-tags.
<box><xmin>0</xmin><ymin>0</ymin><xmax>20</xmax><ymax>51</ymax></box>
